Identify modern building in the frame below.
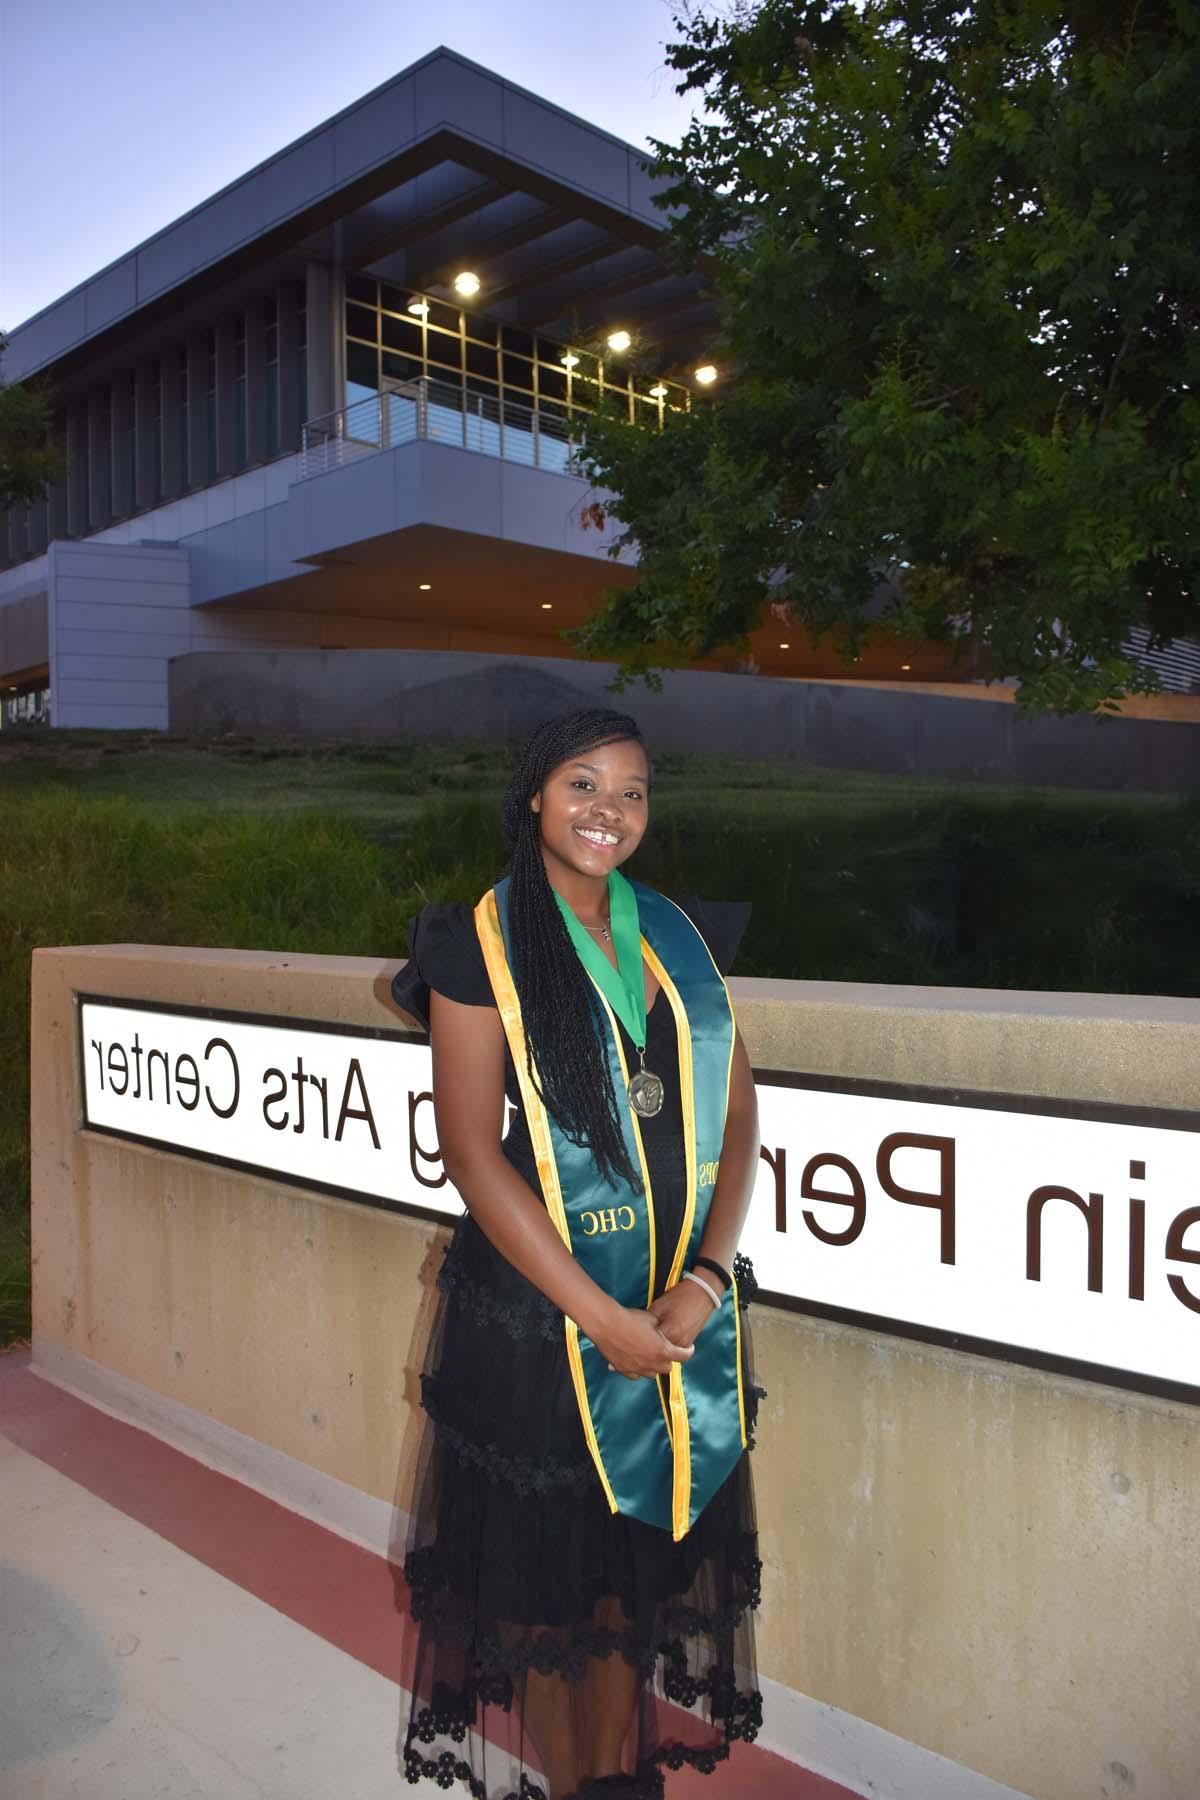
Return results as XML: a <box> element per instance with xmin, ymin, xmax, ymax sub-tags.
<box><xmin>1</xmin><ymin>47</ymin><xmax>1193</xmax><ymax>733</ymax></box>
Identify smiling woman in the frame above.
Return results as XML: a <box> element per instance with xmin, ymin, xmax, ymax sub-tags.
<box><xmin>390</xmin><ymin>708</ymin><xmax>763</xmax><ymax>1800</ymax></box>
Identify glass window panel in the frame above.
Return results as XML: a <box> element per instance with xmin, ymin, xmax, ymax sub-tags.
<box><xmin>345</xmin><ymin>272</ymin><xmax>377</xmax><ymax>305</ymax></box>
<box><xmin>382</xmin><ymin>351</ymin><xmax>421</xmax><ymax>384</ymax></box>
<box><xmin>426</xmin><ymin>297</ymin><xmax>460</xmax><ymax>333</ymax></box>
<box><xmin>265</xmin><ymin>364</ymin><xmax>279</xmax><ymax>455</ymax></box>
<box><xmin>426</xmin><ymin>326</ymin><xmax>463</xmax><ymax>369</ymax></box>
<box><xmin>382</xmin><ymin>313</ymin><xmax>424</xmax><ymax>356</ymax></box>
<box><xmin>346</xmin><ymin>302</ymin><xmax>378</xmax><ymax>344</ymax></box>
<box><xmin>380</xmin><ymin>282</ymin><xmax>408</xmax><ymax>316</ymax></box>
<box><xmin>465</xmin><ymin>313</ymin><xmax>498</xmax><ymax>345</ymax></box>
<box><xmin>571</xmin><ymin>376</ymin><xmax>601</xmax><ymax>414</ymax></box>
<box><xmin>538</xmin><ymin>363</ymin><xmax>567</xmax><ymax>402</ymax></box>
<box><xmin>506</xmin><ymin>328</ymin><xmax>534</xmax><ymax>358</ymax></box>
<box><xmin>465</xmin><ymin>341</ymin><xmax>498</xmax><ymax>380</ymax></box>
<box><xmin>346</xmin><ymin>341</ymin><xmax>379</xmax><ymax>392</ymax></box>
<box><xmin>501</xmin><ymin>352</ymin><xmax>534</xmax><ymax>391</ymax></box>
<box><xmin>234</xmin><ymin>378</ymin><xmax>247</xmax><ymax>464</ymax></box>
<box><xmin>344</xmin><ymin>383</ymin><xmax>381</xmax><ymax>445</ymax></box>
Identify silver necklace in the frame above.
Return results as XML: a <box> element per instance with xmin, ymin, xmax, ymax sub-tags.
<box><xmin>582</xmin><ymin>917</ymin><xmax>612</xmax><ymax>942</ymax></box>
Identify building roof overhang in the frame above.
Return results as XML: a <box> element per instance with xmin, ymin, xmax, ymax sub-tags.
<box><xmin>3</xmin><ymin>46</ymin><xmax>718</xmax><ymax>392</ymax></box>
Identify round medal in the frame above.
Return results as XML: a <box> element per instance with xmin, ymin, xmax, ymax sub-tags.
<box><xmin>628</xmin><ymin>1066</ymin><xmax>665</xmax><ymax>1118</ymax></box>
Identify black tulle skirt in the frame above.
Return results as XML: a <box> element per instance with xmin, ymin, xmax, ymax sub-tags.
<box><xmin>398</xmin><ymin>1138</ymin><xmax>765</xmax><ymax>1800</ymax></box>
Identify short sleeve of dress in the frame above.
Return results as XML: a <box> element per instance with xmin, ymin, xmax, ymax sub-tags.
<box><xmin>390</xmin><ymin>901</ymin><xmax>496</xmax><ymax>1031</ymax></box>
<box><xmin>675</xmin><ymin>894</ymin><xmax>752</xmax><ymax>976</ymax></box>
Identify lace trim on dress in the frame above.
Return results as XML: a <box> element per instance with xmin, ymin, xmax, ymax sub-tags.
<box><xmin>437</xmin><ymin>1239</ymin><xmax>564</xmax><ymax>1344</ymax></box>
<box><xmin>403</xmin><ymin>1676</ymin><xmax>764</xmax><ymax>1795</ymax></box>
<box><xmin>421</xmin><ymin>1373</ymin><xmax>599</xmax><ymax>1496</ymax></box>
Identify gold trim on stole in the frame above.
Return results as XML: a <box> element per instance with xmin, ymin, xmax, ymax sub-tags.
<box><xmin>581</xmin><ymin>978</ymin><xmax>675</xmax><ymax>1447</ymax></box>
<box><xmin>473</xmin><ymin>889</ymin><xmax>619</xmax><ymax>1514</ymax></box>
<box><xmin>643</xmin><ymin>910</ymin><xmax>745</xmax><ymax>1532</ymax></box>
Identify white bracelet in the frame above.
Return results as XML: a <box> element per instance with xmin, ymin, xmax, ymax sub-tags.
<box><xmin>680</xmin><ymin>1269</ymin><xmax>722</xmax><ymax>1312</ymax></box>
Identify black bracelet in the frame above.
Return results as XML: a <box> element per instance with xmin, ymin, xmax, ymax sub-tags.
<box><xmin>693</xmin><ymin>1254</ymin><xmax>732</xmax><ymax>1292</ymax></box>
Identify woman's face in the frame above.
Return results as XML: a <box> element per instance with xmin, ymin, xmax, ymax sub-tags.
<box><xmin>531</xmin><ymin>737</ymin><xmax>651</xmax><ymax>883</ymax></box>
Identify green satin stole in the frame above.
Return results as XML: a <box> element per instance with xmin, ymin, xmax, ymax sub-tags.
<box><xmin>474</xmin><ymin>873</ymin><xmax>747</xmax><ymax>1540</ymax></box>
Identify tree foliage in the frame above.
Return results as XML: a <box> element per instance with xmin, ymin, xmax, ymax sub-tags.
<box><xmin>570</xmin><ymin>0</ymin><xmax>1200</xmax><ymax>714</ymax></box>
<box><xmin>0</xmin><ymin>334</ymin><xmax>60</xmax><ymax>509</ymax></box>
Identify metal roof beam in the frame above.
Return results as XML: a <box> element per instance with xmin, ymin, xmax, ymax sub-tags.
<box><xmin>349</xmin><ymin>176</ymin><xmax>514</xmax><ymax>271</ymax></box>
<box><xmin>483</xmin><ymin>236</ymin><xmax>630</xmax><ymax>307</ymax></box>
<box><xmin>408</xmin><ymin>204</ymin><xmax>574</xmax><ymax>293</ymax></box>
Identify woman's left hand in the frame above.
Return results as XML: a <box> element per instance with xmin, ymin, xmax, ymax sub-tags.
<box><xmin>646</xmin><ymin>1279</ymin><xmax>719</xmax><ymax>1351</ymax></box>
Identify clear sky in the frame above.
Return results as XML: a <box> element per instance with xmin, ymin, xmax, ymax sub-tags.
<box><xmin>0</xmin><ymin>0</ymin><xmax>711</xmax><ymax>331</ymax></box>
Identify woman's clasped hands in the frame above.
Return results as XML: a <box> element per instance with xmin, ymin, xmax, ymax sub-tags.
<box><xmin>589</xmin><ymin>1278</ymin><xmax>718</xmax><ymax>1380</ymax></box>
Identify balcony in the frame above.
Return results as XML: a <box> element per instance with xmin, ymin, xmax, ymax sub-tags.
<box><xmin>299</xmin><ymin>378</ymin><xmax>590</xmax><ymax>483</ymax></box>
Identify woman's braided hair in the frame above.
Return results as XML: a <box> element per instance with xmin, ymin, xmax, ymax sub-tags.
<box><xmin>502</xmin><ymin>707</ymin><xmax>651</xmax><ymax>1191</ymax></box>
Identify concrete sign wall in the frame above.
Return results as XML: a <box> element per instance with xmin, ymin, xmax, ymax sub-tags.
<box><xmin>79</xmin><ymin>994</ymin><xmax>1200</xmax><ymax>1403</ymax></box>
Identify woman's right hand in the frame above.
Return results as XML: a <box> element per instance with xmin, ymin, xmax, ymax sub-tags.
<box><xmin>587</xmin><ymin>1305</ymin><xmax>695</xmax><ymax>1380</ymax></box>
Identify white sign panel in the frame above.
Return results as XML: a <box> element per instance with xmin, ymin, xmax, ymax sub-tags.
<box><xmin>79</xmin><ymin>997</ymin><xmax>458</xmax><ymax>1221</ymax></box>
<box><xmin>78</xmin><ymin>996</ymin><xmax>1200</xmax><ymax>1400</ymax></box>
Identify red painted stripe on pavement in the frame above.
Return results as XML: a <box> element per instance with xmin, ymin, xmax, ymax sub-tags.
<box><xmin>0</xmin><ymin>1347</ymin><xmax>856</xmax><ymax>1798</ymax></box>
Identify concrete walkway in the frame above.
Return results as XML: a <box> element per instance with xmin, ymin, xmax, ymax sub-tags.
<box><xmin>0</xmin><ymin>1345</ymin><xmax>851</xmax><ymax>1800</ymax></box>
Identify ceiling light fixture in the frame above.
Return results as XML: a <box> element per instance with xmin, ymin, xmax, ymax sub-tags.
<box><xmin>779</xmin><ymin>643</ymin><xmax>790</xmax><ymax>650</ymax></box>
<box><xmin>648</xmin><ymin>383</ymin><xmax>668</xmax><ymax>399</ymax></box>
<box><xmin>453</xmin><ymin>271</ymin><xmax>481</xmax><ymax>297</ymax></box>
<box><xmin>560</xmin><ymin>352</ymin><xmax>579</xmax><ymax>368</ymax></box>
<box><xmin>606</xmin><ymin>329</ymin><xmax>632</xmax><ymax>353</ymax></box>
<box><xmin>407</xmin><ymin>298</ymin><xmax>429</xmax><ymax>317</ymax></box>
<box><xmin>418</xmin><ymin>583</ymin><xmax>432</xmax><ymax>591</ymax></box>
<box><xmin>694</xmin><ymin>364</ymin><xmax>718</xmax><ymax>386</ymax></box>
<box><xmin>541</xmin><ymin>602</ymin><xmax>553</xmax><ymax>610</ymax></box>
<box><xmin>900</xmin><ymin>663</ymin><xmax>911</xmax><ymax>670</ymax></box>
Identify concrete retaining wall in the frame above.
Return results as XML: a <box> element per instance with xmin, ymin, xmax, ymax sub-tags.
<box><xmin>168</xmin><ymin>647</ymin><xmax>1200</xmax><ymax>792</ymax></box>
<box><xmin>29</xmin><ymin>942</ymin><xmax>1200</xmax><ymax>1799</ymax></box>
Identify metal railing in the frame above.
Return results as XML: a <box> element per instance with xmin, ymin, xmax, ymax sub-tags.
<box><xmin>299</xmin><ymin>377</ymin><xmax>589</xmax><ymax>482</ymax></box>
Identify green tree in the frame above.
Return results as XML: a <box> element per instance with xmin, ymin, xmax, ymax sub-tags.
<box><xmin>571</xmin><ymin>0</ymin><xmax>1200</xmax><ymax>714</ymax></box>
<box><xmin>0</xmin><ymin>333</ymin><xmax>60</xmax><ymax>508</ymax></box>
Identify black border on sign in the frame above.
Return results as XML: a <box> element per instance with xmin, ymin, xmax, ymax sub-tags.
<box><xmin>74</xmin><ymin>991</ymin><xmax>1200</xmax><ymax>1407</ymax></box>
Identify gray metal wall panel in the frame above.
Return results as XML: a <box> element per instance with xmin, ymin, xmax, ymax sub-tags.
<box><xmin>503</xmin><ymin>92</ymin><xmax>631</xmax><ymax>208</ymax></box>
<box><xmin>192</xmin><ymin>181</ymin><xmax>266</xmax><ymax>266</ymax></box>
<box><xmin>83</xmin><ymin>262</ymin><xmax>138</xmax><ymax>334</ymax></box>
<box><xmin>261</xmin><ymin>130</ymin><xmax>336</xmax><ymax>225</ymax></box>
<box><xmin>137</xmin><ymin>221</ymin><xmax>196</xmax><ymax>304</ymax></box>
<box><xmin>333</xmin><ymin>79</ymin><xmax>417</xmax><ymax>183</ymax></box>
<box><xmin>415</xmin><ymin>58</ymin><xmax>504</xmax><ymax>142</ymax></box>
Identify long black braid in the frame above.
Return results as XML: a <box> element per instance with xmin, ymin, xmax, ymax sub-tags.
<box><xmin>502</xmin><ymin>708</ymin><xmax>651</xmax><ymax>1191</ymax></box>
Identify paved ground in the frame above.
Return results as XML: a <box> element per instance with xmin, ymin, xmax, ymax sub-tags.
<box><xmin>0</xmin><ymin>1345</ymin><xmax>851</xmax><ymax>1800</ymax></box>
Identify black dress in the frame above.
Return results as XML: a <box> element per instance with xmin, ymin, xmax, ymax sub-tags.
<box><xmin>390</xmin><ymin>892</ymin><xmax>764</xmax><ymax>1800</ymax></box>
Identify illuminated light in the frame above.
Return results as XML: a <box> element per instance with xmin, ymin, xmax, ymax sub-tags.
<box><xmin>694</xmin><ymin>364</ymin><xmax>718</xmax><ymax>385</ymax></box>
<box><xmin>418</xmin><ymin>583</ymin><xmax>432</xmax><ymax>591</ymax></box>
<box><xmin>453</xmin><ymin>271</ymin><xmax>481</xmax><ymax>297</ymax></box>
<box><xmin>407</xmin><ymin>298</ymin><xmax>429</xmax><ymax>316</ymax></box>
<box><xmin>606</xmin><ymin>329</ymin><xmax>632</xmax><ymax>353</ymax></box>
<box><xmin>779</xmin><ymin>643</ymin><xmax>790</xmax><ymax>650</ymax></box>
<box><xmin>560</xmin><ymin>352</ymin><xmax>580</xmax><ymax>368</ymax></box>
<box><xmin>541</xmin><ymin>602</ymin><xmax>553</xmax><ymax>610</ymax></box>
<box><xmin>900</xmin><ymin>663</ymin><xmax>911</xmax><ymax>670</ymax></box>
<box><xmin>648</xmin><ymin>383</ymin><xmax>669</xmax><ymax>399</ymax></box>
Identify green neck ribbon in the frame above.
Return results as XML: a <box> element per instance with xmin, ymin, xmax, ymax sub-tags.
<box><xmin>552</xmin><ymin>869</ymin><xmax>646</xmax><ymax>1048</ymax></box>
